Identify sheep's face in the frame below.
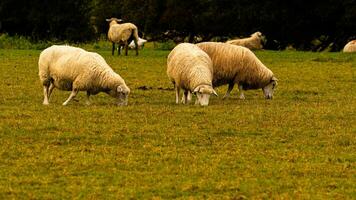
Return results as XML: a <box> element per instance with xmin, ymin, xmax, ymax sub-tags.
<box><xmin>108</xmin><ymin>85</ymin><xmax>130</xmax><ymax>106</ymax></box>
<box><xmin>262</xmin><ymin>77</ymin><xmax>278</xmax><ymax>99</ymax></box>
<box><xmin>193</xmin><ymin>85</ymin><xmax>218</xmax><ymax>106</ymax></box>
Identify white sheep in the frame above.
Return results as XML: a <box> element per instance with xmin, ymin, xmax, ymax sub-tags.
<box><xmin>343</xmin><ymin>40</ymin><xmax>356</xmax><ymax>53</ymax></box>
<box><xmin>196</xmin><ymin>42</ymin><xmax>278</xmax><ymax>100</ymax></box>
<box><xmin>38</xmin><ymin>45</ymin><xmax>130</xmax><ymax>106</ymax></box>
<box><xmin>226</xmin><ymin>31</ymin><xmax>264</xmax><ymax>50</ymax></box>
<box><xmin>129</xmin><ymin>37</ymin><xmax>147</xmax><ymax>49</ymax></box>
<box><xmin>167</xmin><ymin>43</ymin><xmax>218</xmax><ymax>106</ymax></box>
<box><xmin>106</xmin><ymin>17</ymin><xmax>139</xmax><ymax>56</ymax></box>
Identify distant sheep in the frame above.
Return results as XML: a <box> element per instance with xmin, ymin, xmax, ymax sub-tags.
<box><xmin>197</xmin><ymin>42</ymin><xmax>278</xmax><ymax>99</ymax></box>
<box><xmin>38</xmin><ymin>45</ymin><xmax>130</xmax><ymax>106</ymax></box>
<box><xmin>167</xmin><ymin>43</ymin><xmax>217</xmax><ymax>106</ymax></box>
<box><xmin>129</xmin><ymin>37</ymin><xmax>147</xmax><ymax>49</ymax></box>
<box><xmin>106</xmin><ymin>17</ymin><xmax>139</xmax><ymax>56</ymax></box>
<box><xmin>343</xmin><ymin>40</ymin><xmax>356</xmax><ymax>52</ymax></box>
<box><xmin>226</xmin><ymin>32</ymin><xmax>264</xmax><ymax>50</ymax></box>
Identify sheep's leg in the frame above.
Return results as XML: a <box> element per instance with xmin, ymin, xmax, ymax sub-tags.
<box><xmin>43</xmin><ymin>85</ymin><xmax>49</xmax><ymax>105</ymax></box>
<box><xmin>118</xmin><ymin>44</ymin><xmax>121</xmax><ymax>55</ymax></box>
<box><xmin>63</xmin><ymin>89</ymin><xmax>79</xmax><ymax>106</ymax></box>
<box><xmin>182</xmin><ymin>90</ymin><xmax>189</xmax><ymax>104</ymax></box>
<box><xmin>175</xmin><ymin>85</ymin><xmax>180</xmax><ymax>104</ymax></box>
<box><xmin>124</xmin><ymin>42</ymin><xmax>129</xmax><ymax>56</ymax></box>
<box><xmin>134</xmin><ymin>39</ymin><xmax>139</xmax><ymax>56</ymax></box>
<box><xmin>238</xmin><ymin>85</ymin><xmax>245</xmax><ymax>100</ymax></box>
<box><xmin>181</xmin><ymin>91</ymin><xmax>192</xmax><ymax>103</ymax></box>
<box><xmin>223</xmin><ymin>83</ymin><xmax>235</xmax><ymax>99</ymax></box>
<box><xmin>112</xmin><ymin>43</ymin><xmax>115</xmax><ymax>56</ymax></box>
<box><xmin>86</xmin><ymin>91</ymin><xmax>91</xmax><ymax>105</ymax></box>
<box><xmin>47</xmin><ymin>83</ymin><xmax>55</xmax><ymax>101</ymax></box>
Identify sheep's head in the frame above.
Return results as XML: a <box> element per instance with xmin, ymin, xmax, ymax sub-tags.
<box><xmin>108</xmin><ymin>84</ymin><xmax>130</xmax><ymax>106</ymax></box>
<box><xmin>262</xmin><ymin>76</ymin><xmax>278</xmax><ymax>99</ymax></box>
<box><xmin>106</xmin><ymin>18</ymin><xmax>123</xmax><ymax>26</ymax></box>
<box><xmin>192</xmin><ymin>85</ymin><xmax>218</xmax><ymax>106</ymax></box>
<box><xmin>252</xmin><ymin>32</ymin><xmax>263</xmax><ymax>38</ymax></box>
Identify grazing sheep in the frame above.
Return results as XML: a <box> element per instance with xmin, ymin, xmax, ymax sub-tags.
<box><xmin>167</xmin><ymin>43</ymin><xmax>217</xmax><ymax>106</ymax></box>
<box><xmin>226</xmin><ymin>31</ymin><xmax>264</xmax><ymax>50</ymax></box>
<box><xmin>196</xmin><ymin>42</ymin><xmax>278</xmax><ymax>100</ymax></box>
<box><xmin>106</xmin><ymin>17</ymin><xmax>139</xmax><ymax>56</ymax></box>
<box><xmin>129</xmin><ymin>37</ymin><xmax>147</xmax><ymax>49</ymax></box>
<box><xmin>38</xmin><ymin>45</ymin><xmax>130</xmax><ymax>106</ymax></box>
<box><xmin>343</xmin><ymin>40</ymin><xmax>356</xmax><ymax>53</ymax></box>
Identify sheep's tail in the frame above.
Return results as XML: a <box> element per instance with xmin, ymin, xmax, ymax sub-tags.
<box><xmin>38</xmin><ymin>51</ymin><xmax>52</xmax><ymax>86</ymax></box>
<box><xmin>129</xmin><ymin>27</ymin><xmax>139</xmax><ymax>55</ymax></box>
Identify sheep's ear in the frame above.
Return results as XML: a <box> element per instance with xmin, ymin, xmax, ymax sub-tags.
<box><xmin>105</xmin><ymin>19</ymin><xmax>111</xmax><ymax>22</ymax></box>
<box><xmin>192</xmin><ymin>86</ymin><xmax>200</xmax><ymax>94</ymax></box>
<box><xmin>212</xmin><ymin>89</ymin><xmax>218</xmax><ymax>97</ymax></box>
<box><xmin>117</xmin><ymin>86</ymin><xmax>123</xmax><ymax>92</ymax></box>
<box><xmin>271</xmin><ymin>76</ymin><xmax>278</xmax><ymax>82</ymax></box>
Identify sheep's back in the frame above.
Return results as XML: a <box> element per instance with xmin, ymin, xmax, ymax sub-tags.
<box><xmin>197</xmin><ymin>42</ymin><xmax>273</xmax><ymax>87</ymax></box>
<box><xmin>108</xmin><ymin>23</ymin><xmax>138</xmax><ymax>43</ymax></box>
<box><xmin>167</xmin><ymin>43</ymin><xmax>213</xmax><ymax>89</ymax></box>
<box><xmin>343</xmin><ymin>40</ymin><xmax>356</xmax><ymax>52</ymax></box>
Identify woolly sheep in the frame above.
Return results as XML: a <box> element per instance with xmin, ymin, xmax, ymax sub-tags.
<box><xmin>167</xmin><ymin>43</ymin><xmax>218</xmax><ymax>106</ymax></box>
<box><xmin>343</xmin><ymin>40</ymin><xmax>356</xmax><ymax>53</ymax></box>
<box><xmin>38</xmin><ymin>45</ymin><xmax>130</xmax><ymax>106</ymax></box>
<box><xmin>226</xmin><ymin>32</ymin><xmax>264</xmax><ymax>50</ymax></box>
<box><xmin>106</xmin><ymin>17</ymin><xmax>139</xmax><ymax>56</ymax></box>
<box><xmin>129</xmin><ymin>37</ymin><xmax>147</xmax><ymax>49</ymax></box>
<box><xmin>196</xmin><ymin>42</ymin><xmax>278</xmax><ymax>99</ymax></box>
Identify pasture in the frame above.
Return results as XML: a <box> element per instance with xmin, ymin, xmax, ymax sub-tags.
<box><xmin>0</xmin><ymin>45</ymin><xmax>355</xmax><ymax>199</ymax></box>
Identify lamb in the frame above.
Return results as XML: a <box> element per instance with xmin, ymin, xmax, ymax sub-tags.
<box><xmin>129</xmin><ymin>37</ymin><xmax>147</xmax><ymax>49</ymax></box>
<box><xmin>343</xmin><ymin>40</ymin><xmax>356</xmax><ymax>53</ymax></box>
<box><xmin>106</xmin><ymin>17</ymin><xmax>139</xmax><ymax>56</ymax></box>
<box><xmin>196</xmin><ymin>42</ymin><xmax>278</xmax><ymax>100</ymax></box>
<box><xmin>167</xmin><ymin>43</ymin><xmax>218</xmax><ymax>106</ymax></box>
<box><xmin>38</xmin><ymin>45</ymin><xmax>130</xmax><ymax>106</ymax></box>
<box><xmin>226</xmin><ymin>31</ymin><xmax>264</xmax><ymax>50</ymax></box>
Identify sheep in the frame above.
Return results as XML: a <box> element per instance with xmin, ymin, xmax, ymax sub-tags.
<box><xmin>226</xmin><ymin>31</ymin><xmax>264</xmax><ymax>50</ymax></box>
<box><xmin>343</xmin><ymin>40</ymin><xmax>356</xmax><ymax>53</ymax></box>
<box><xmin>196</xmin><ymin>42</ymin><xmax>278</xmax><ymax>100</ymax></box>
<box><xmin>167</xmin><ymin>43</ymin><xmax>218</xmax><ymax>106</ymax></box>
<box><xmin>106</xmin><ymin>17</ymin><xmax>139</xmax><ymax>56</ymax></box>
<box><xmin>129</xmin><ymin>37</ymin><xmax>147</xmax><ymax>49</ymax></box>
<box><xmin>38</xmin><ymin>45</ymin><xmax>130</xmax><ymax>106</ymax></box>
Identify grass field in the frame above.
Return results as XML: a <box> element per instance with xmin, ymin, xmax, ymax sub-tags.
<box><xmin>0</xmin><ymin>45</ymin><xmax>355</xmax><ymax>199</ymax></box>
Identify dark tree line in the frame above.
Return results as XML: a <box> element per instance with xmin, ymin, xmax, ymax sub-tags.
<box><xmin>0</xmin><ymin>0</ymin><xmax>355</xmax><ymax>50</ymax></box>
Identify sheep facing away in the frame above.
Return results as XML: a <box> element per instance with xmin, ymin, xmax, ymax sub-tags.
<box><xmin>106</xmin><ymin>17</ymin><xmax>139</xmax><ymax>56</ymax></box>
<box><xmin>38</xmin><ymin>45</ymin><xmax>130</xmax><ymax>106</ymax></box>
<box><xmin>343</xmin><ymin>40</ymin><xmax>356</xmax><ymax>52</ymax></box>
<box><xmin>196</xmin><ymin>42</ymin><xmax>278</xmax><ymax>100</ymax></box>
<box><xmin>226</xmin><ymin>32</ymin><xmax>264</xmax><ymax>50</ymax></box>
<box><xmin>167</xmin><ymin>43</ymin><xmax>217</xmax><ymax>106</ymax></box>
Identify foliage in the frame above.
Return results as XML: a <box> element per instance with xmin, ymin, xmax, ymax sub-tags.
<box><xmin>0</xmin><ymin>47</ymin><xmax>355</xmax><ymax>198</ymax></box>
<box><xmin>0</xmin><ymin>0</ymin><xmax>355</xmax><ymax>50</ymax></box>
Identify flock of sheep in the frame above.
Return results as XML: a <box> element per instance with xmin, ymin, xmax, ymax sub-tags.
<box><xmin>38</xmin><ymin>18</ymin><xmax>355</xmax><ymax>106</ymax></box>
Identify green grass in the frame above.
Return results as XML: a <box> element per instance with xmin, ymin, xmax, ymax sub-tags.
<box><xmin>0</xmin><ymin>45</ymin><xmax>355</xmax><ymax>199</ymax></box>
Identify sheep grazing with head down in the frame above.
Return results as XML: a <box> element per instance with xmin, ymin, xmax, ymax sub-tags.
<box><xmin>167</xmin><ymin>43</ymin><xmax>218</xmax><ymax>106</ymax></box>
<box><xmin>196</xmin><ymin>42</ymin><xmax>278</xmax><ymax>100</ymax></box>
<box><xmin>38</xmin><ymin>45</ymin><xmax>130</xmax><ymax>106</ymax></box>
<box><xmin>129</xmin><ymin>37</ymin><xmax>147</xmax><ymax>49</ymax></box>
<box><xmin>343</xmin><ymin>40</ymin><xmax>356</xmax><ymax>53</ymax></box>
<box><xmin>226</xmin><ymin>31</ymin><xmax>264</xmax><ymax>50</ymax></box>
<box><xmin>106</xmin><ymin>17</ymin><xmax>139</xmax><ymax>56</ymax></box>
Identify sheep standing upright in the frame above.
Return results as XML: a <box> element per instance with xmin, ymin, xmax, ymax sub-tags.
<box><xmin>106</xmin><ymin>18</ymin><xmax>139</xmax><ymax>56</ymax></box>
<box><xmin>197</xmin><ymin>42</ymin><xmax>278</xmax><ymax>99</ymax></box>
<box><xmin>167</xmin><ymin>43</ymin><xmax>217</xmax><ymax>106</ymax></box>
<box><xmin>38</xmin><ymin>45</ymin><xmax>130</xmax><ymax>106</ymax></box>
<box><xmin>343</xmin><ymin>40</ymin><xmax>356</xmax><ymax>53</ymax></box>
<box><xmin>226</xmin><ymin>32</ymin><xmax>264</xmax><ymax>50</ymax></box>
